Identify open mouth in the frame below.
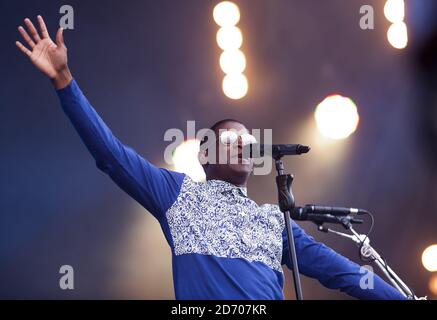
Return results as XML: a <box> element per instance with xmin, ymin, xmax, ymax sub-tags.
<box><xmin>230</xmin><ymin>153</ymin><xmax>250</xmax><ymax>164</ymax></box>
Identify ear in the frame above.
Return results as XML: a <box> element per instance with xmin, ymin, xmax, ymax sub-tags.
<box><xmin>198</xmin><ymin>150</ymin><xmax>208</xmax><ymax>165</ymax></box>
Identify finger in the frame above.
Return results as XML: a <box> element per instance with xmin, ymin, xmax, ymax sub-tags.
<box><xmin>55</xmin><ymin>27</ymin><xmax>65</xmax><ymax>47</ymax></box>
<box><xmin>18</xmin><ymin>26</ymin><xmax>35</xmax><ymax>48</ymax></box>
<box><xmin>37</xmin><ymin>15</ymin><xmax>50</xmax><ymax>39</ymax></box>
<box><xmin>24</xmin><ymin>18</ymin><xmax>41</xmax><ymax>43</ymax></box>
<box><xmin>15</xmin><ymin>41</ymin><xmax>32</xmax><ymax>57</ymax></box>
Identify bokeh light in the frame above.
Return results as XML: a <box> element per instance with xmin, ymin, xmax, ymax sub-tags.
<box><xmin>216</xmin><ymin>26</ymin><xmax>243</xmax><ymax>51</ymax></box>
<box><xmin>222</xmin><ymin>73</ymin><xmax>249</xmax><ymax>100</ymax></box>
<box><xmin>213</xmin><ymin>1</ymin><xmax>240</xmax><ymax>27</ymax></box>
<box><xmin>314</xmin><ymin>94</ymin><xmax>360</xmax><ymax>140</ymax></box>
<box><xmin>219</xmin><ymin>49</ymin><xmax>246</xmax><ymax>74</ymax></box>
<box><xmin>429</xmin><ymin>274</ymin><xmax>437</xmax><ymax>296</ymax></box>
<box><xmin>172</xmin><ymin>139</ymin><xmax>206</xmax><ymax>182</ymax></box>
<box><xmin>387</xmin><ymin>21</ymin><xmax>408</xmax><ymax>49</ymax></box>
<box><xmin>422</xmin><ymin>244</ymin><xmax>437</xmax><ymax>272</ymax></box>
<box><xmin>384</xmin><ymin>0</ymin><xmax>405</xmax><ymax>23</ymax></box>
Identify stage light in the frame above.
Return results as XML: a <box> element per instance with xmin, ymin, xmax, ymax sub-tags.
<box><xmin>219</xmin><ymin>49</ymin><xmax>246</xmax><ymax>74</ymax></box>
<box><xmin>314</xmin><ymin>95</ymin><xmax>360</xmax><ymax>140</ymax></box>
<box><xmin>422</xmin><ymin>244</ymin><xmax>437</xmax><ymax>272</ymax></box>
<box><xmin>216</xmin><ymin>26</ymin><xmax>243</xmax><ymax>51</ymax></box>
<box><xmin>384</xmin><ymin>0</ymin><xmax>405</xmax><ymax>23</ymax></box>
<box><xmin>387</xmin><ymin>21</ymin><xmax>408</xmax><ymax>49</ymax></box>
<box><xmin>384</xmin><ymin>0</ymin><xmax>407</xmax><ymax>50</ymax></box>
<box><xmin>213</xmin><ymin>1</ymin><xmax>240</xmax><ymax>27</ymax></box>
<box><xmin>213</xmin><ymin>2</ymin><xmax>248</xmax><ymax>100</ymax></box>
<box><xmin>222</xmin><ymin>73</ymin><xmax>248</xmax><ymax>100</ymax></box>
<box><xmin>429</xmin><ymin>274</ymin><xmax>437</xmax><ymax>296</ymax></box>
<box><xmin>172</xmin><ymin>139</ymin><xmax>206</xmax><ymax>182</ymax></box>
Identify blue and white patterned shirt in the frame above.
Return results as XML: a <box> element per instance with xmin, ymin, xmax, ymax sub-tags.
<box><xmin>56</xmin><ymin>79</ymin><xmax>405</xmax><ymax>300</ymax></box>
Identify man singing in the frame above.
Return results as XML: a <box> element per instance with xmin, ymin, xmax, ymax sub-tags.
<box><xmin>15</xmin><ymin>16</ymin><xmax>405</xmax><ymax>300</ymax></box>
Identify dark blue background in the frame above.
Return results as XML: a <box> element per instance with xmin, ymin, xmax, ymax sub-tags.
<box><xmin>1</xmin><ymin>0</ymin><xmax>436</xmax><ymax>299</ymax></box>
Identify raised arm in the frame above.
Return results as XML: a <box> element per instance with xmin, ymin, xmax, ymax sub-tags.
<box><xmin>16</xmin><ymin>16</ymin><xmax>185</xmax><ymax>220</ymax></box>
<box><xmin>282</xmin><ymin>222</ymin><xmax>407</xmax><ymax>300</ymax></box>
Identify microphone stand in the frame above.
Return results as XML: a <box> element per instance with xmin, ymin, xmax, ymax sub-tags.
<box><xmin>317</xmin><ymin>219</ymin><xmax>424</xmax><ymax>300</ymax></box>
<box><xmin>275</xmin><ymin>157</ymin><xmax>303</xmax><ymax>300</ymax></box>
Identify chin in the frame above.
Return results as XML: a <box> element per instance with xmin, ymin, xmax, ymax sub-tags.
<box><xmin>229</xmin><ymin>163</ymin><xmax>253</xmax><ymax>175</ymax></box>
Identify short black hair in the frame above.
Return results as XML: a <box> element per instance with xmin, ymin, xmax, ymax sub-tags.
<box><xmin>200</xmin><ymin>119</ymin><xmax>245</xmax><ymax>146</ymax></box>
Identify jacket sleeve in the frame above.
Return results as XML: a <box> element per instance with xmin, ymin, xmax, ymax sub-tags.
<box><xmin>56</xmin><ymin>79</ymin><xmax>185</xmax><ymax>221</ymax></box>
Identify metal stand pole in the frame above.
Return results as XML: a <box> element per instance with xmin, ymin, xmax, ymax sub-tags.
<box><xmin>275</xmin><ymin>158</ymin><xmax>303</xmax><ymax>300</ymax></box>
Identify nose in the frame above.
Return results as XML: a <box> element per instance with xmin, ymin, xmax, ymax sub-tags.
<box><xmin>237</xmin><ymin>136</ymin><xmax>243</xmax><ymax>150</ymax></box>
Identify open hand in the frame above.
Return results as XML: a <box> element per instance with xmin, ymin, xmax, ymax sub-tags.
<box><xmin>16</xmin><ymin>15</ymin><xmax>72</xmax><ymax>89</ymax></box>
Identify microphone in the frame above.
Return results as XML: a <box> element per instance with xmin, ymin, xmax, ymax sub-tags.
<box><xmin>301</xmin><ymin>205</ymin><xmax>370</xmax><ymax>216</ymax></box>
<box><xmin>291</xmin><ymin>207</ymin><xmax>364</xmax><ymax>225</ymax></box>
<box><xmin>243</xmin><ymin>143</ymin><xmax>310</xmax><ymax>158</ymax></box>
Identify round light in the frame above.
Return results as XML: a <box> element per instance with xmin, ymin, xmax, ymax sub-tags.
<box><xmin>213</xmin><ymin>1</ymin><xmax>240</xmax><ymax>27</ymax></box>
<box><xmin>384</xmin><ymin>0</ymin><xmax>405</xmax><ymax>24</ymax></box>
<box><xmin>219</xmin><ymin>49</ymin><xmax>246</xmax><ymax>74</ymax></box>
<box><xmin>216</xmin><ymin>26</ymin><xmax>243</xmax><ymax>51</ymax></box>
<box><xmin>422</xmin><ymin>244</ymin><xmax>437</xmax><ymax>272</ymax></box>
<box><xmin>314</xmin><ymin>94</ymin><xmax>360</xmax><ymax>140</ymax></box>
<box><xmin>222</xmin><ymin>73</ymin><xmax>248</xmax><ymax>100</ymax></box>
<box><xmin>172</xmin><ymin>139</ymin><xmax>206</xmax><ymax>182</ymax></box>
<box><xmin>387</xmin><ymin>21</ymin><xmax>408</xmax><ymax>49</ymax></box>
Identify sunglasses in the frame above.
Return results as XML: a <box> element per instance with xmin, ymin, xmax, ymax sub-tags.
<box><xmin>219</xmin><ymin>131</ymin><xmax>257</xmax><ymax>146</ymax></box>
